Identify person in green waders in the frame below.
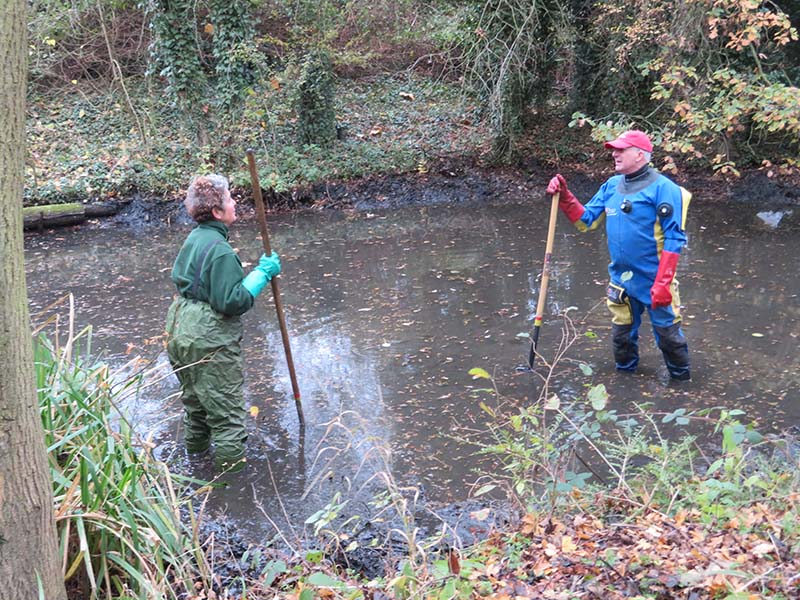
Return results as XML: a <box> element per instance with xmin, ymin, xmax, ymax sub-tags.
<box><xmin>166</xmin><ymin>174</ymin><xmax>281</xmax><ymax>471</ymax></box>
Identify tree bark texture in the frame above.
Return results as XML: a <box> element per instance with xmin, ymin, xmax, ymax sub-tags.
<box><xmin>0</xmin><ymin>1</ymin><xmax>68</xmax><ymax>598</ymax></box>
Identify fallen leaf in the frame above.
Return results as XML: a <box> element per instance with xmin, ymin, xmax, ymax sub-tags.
<box><xmin>750</xmin><ymin>541</ymin><xmax>774</xmax><ymax>557</ymax></box>
<box><xmin>520</xmin><ymin>513</ymin><xmax>540</xmax><ymax>535</ymax></box>
<box><xmin>471</xmin><ymin>507</ymin><xmax>491</xmax><ymax>521</ymax></box>
<box><xmin>447</xmin><ymin>548</ymin><xmax>461</xmax><ymax>574</ymax></box>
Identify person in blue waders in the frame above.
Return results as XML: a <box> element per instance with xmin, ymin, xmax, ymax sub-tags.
<box><xmin>546</xmin><ymin>130</ymin><xmax>691</xmax><ymax>380</ymax></box>
<box><xmin>166</xmin><ymin>174</ymin><xmax>282</xmax><ymax>470</ymax></box>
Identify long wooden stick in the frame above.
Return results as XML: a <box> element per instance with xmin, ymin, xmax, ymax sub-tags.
<box><xmin>246</xmin><ymin>150</ymin><xmax>304</xmax><ymax>428</ymax></box>
<box><xmin>527</xmin><ymin>192</ymin><xmax>560</xmax><ymax>370</ymax></box>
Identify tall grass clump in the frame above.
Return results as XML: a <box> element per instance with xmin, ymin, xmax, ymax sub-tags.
<box><xmin>35</xmin><ymin>320</ymin><xmax>210</xmax><ymax>599</ymax></box>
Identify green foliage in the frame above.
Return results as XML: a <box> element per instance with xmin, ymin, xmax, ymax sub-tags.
<box><xmin>285</xmin><ymin>0</ymin><xmax>344</xmax><ymax>34</ymax></box>
<box><xmin>146</xmin><ymin>0</ymin><xmax>258</xmax><ymax>152</ymax></box>
<box><xmin>305</xmin><ymin>492</ymin><xmax>351</xmax><ymax>537</ymax></box>
<box><xmin>147</xmin><ymin>0</ymin><xmax>207</xmax><ymax>109</ymax></box>
<box><xmin>569</xmin><ymin>0</ymin><xmax>800</xmax><ymax>170</ymax></box>
<box><xmin>469</xmin><ymin>360</ymin><xmax>788</xmax><ymax>524</ymax></box>
<box><xmin>458</xmin><ymin>0</ymin><xmax>572</xmax><ymax>161</ymax></box>
<box><xmin>279</xmin><ymin>0</ymin><xmax>437</xmax><ymax>70</ymax></box>
<box><xmin>295</xmin><ymin>49</ymin><xmax>337</xmax><ymax>146</ymax></box>
<box><xmin>210</xmin><ymin>0</ymin><xmax>257</xmax><ymax>111</ymax></box>
<box><xmin>567</xmin><ymin>0</ymin><xmax>660</xmax><ymax>121</ymax></box>
<box><xmin>35</xmin><ymin>321</ymin><xmax>208</xmax><ymax>599</ymax></box>
<box><xmin>25</xmin><ymin>0</ymin><xmax>800</xmax><ymax>180</ymax></box>
<box><xmin>25</xmin><ymin>72</ymin><xmax>479</xmax><ymax>206</ymax></box>
<box><xmin>475</xmin><ymin>379</ymin><xmax>613</xmax><ymax>508</ymax></box>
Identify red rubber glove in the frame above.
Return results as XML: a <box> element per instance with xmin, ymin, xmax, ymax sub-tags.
<box><xmin>651</xmin><ymin>250</ymin><xmax>680</xmax><ymax>308</ymax></box>
<box><xmin>547</xmin><ymin>174</ymin><xmax>584</xmax><ymax>223</ymax></box>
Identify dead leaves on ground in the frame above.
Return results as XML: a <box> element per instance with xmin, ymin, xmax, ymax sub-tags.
<box><xmin>474</xmin><ymin>500</ymin><xmax>799</xmax><ymax>599</ymax></box>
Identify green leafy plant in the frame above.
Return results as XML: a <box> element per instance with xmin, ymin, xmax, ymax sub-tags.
<box><xmin>569</xmin><ymin>0</ymin><xmax>799</xmax><ymax>170</ymax></box>
<box><xmin>295</xmin><ymin>49</ymin><xmax>337</xmax><ymax>146</ymax></box>
<box><xmin>458</xmin><ymin>0</ymin><xmax>572</xmax><ymax>161</ymax></box>
<box><xmin>35</xmin><ymin>298</ymin><xmax>209</xmax><ymax>599</ymax></box>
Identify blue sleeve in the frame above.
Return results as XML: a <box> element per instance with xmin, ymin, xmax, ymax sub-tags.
<box><xmin>579</xmin><ymin>178</ymin><xmax>614</xmax><ymax>228</ymax></box>
<box><xmin>659</xmin><ymin>182</ymin><xmax>688</xmax><ymax>254</ymax></box>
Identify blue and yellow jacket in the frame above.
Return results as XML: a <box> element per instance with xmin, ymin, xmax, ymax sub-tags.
<box><xmin>576</xmin><ymin>170</ymin><xmax>691</xmax><ymax>304</ymax></box>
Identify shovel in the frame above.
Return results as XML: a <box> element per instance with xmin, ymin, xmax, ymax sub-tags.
<box><xmin>522</xmin><ymin>191</ymin><xmax>560</xmax><ymax>371</ymax></box>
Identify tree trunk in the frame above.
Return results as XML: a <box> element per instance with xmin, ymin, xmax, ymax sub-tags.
<box><xmin>0</xmin><ymin>1</ymin><xmax>68</xmax><ymax>598</ymax></box>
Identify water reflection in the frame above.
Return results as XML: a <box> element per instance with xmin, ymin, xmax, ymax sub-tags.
<box><xmin>24</xmin><ymin>196</ymin><xmax>800</xmax><ymax>541</ymax></box>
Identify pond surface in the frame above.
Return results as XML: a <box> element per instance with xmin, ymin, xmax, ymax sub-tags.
<box><xmin>24</xmin><ymin>191</ymin><xmax>800</xmax><ymax>543</ymax></box>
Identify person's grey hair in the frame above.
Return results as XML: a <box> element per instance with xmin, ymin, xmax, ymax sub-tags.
<box><xmin>184</xmin><ymin>174</ymin><xmax>230</xmax><ymax>222</ymax></box>
<box><xmin>641</xmin><ymin>151</ymin><xmax>652</xmax><ymax>163</ymax></box>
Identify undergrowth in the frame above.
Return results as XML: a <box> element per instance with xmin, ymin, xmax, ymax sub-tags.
<box><xmin>25</xmin><ymin>73</ymin><xmax>485</xmax><ymax>207</ymax></box>
<box><xmin>32</xmin><ymin>298</ymin><xmax>800</xmax><ymax>598</ymax></box>
<box><xmin>35</xmin><ymin>300</ymin><xmax>212</xmax><ymax>599</ymax></box>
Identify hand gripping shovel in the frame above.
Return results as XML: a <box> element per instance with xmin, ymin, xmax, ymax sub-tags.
<box><xmin>246</xmin><ymin>150</ymin><xmax>304</xmax><ymax>429</ymax></box>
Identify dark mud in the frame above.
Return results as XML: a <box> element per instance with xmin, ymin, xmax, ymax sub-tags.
<box><xmin>26</xmin><ymin>161</ymin><xmax>798</xmax><ymax>237</ymax></box>
<box><xmin>105</xmin><ymin>165</ymin><xmax>800</xmax><ymax>229</ymax></box>
<box><xmin>168</xmin><ymin>440</ymin><xmax>518</xmax><ymax>581</ymax></box>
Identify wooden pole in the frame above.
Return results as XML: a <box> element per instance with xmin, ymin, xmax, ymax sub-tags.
<box><xmin>246</xmin><ymin>150</ymin><xmax>304</xmax><ymax>428</ymax></box>
<box><xmin>527</xmin><ymin>192</ymin><xmax>560</xmax><ymax>370</ymax></box>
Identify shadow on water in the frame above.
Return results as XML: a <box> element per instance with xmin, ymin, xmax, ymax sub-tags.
<box><xmin>24</xmin><ymin>189</ymin><xmax>800</xmax><ymax>543</ymax></box>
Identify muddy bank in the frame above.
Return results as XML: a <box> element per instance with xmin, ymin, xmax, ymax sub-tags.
<box><xmin>26</xmin><ymin>164</ymin><xmax>800</xmax><ymax>235</ymax></box>
<box><xmin>121</xmin><ymin>165</ymin><xmax>800</xmax><ymax>238</ymax></box>
<box><xmin>189</xmin><ymin>485</ymin><xmax>518</xmax><ymax>584</ymax></box>
<box><xmin>317</xmin><ymin>164</ymin><xmax>800</xmax><ymax>212</ymax></box>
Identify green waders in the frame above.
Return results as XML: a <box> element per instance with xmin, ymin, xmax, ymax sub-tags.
<box><xmin>166</xmin><ymin>296</ymin><xmax>247</xmax><ymax>469</ymax></box>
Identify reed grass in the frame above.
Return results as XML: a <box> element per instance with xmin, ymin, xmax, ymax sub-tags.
<box><xmin>35</xmin><ymin>317</ymin><xmax>209</xmax><ymax>599</ymax></box>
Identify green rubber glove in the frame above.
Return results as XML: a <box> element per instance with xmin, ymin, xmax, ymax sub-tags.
<box><xmin>241</xmin><ymin>252</ymin><xmax>281</xmax><ymax>298</ymax></box>
<box><xmin>257</xmin><ymin>251</ymin><xmax>281</xmax><ymax>279</ymax></box>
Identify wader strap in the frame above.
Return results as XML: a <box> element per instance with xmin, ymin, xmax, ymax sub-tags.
<box><xmin>189</xmin><ymin>239</ymin><xmax>223</xmax><ymax>300</ymax></box>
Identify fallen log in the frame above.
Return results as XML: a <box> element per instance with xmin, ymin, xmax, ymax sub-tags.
<box><xmin>23</xmin><ymin>203</ymin><xmax>85</xmax><ymax>230</ymax></box>
<box><xmin>23</xmin><ymin>200</ymin><xmax>127</xmax><ymax>231</ymax></box>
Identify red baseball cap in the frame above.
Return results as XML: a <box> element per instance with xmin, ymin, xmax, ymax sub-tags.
<box><xmin>604</xmin><ymin>130</ymin><xmax>653</xmax><ymax>153</ymax></box>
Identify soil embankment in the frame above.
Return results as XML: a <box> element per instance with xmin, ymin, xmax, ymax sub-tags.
<box><xmin>29</xmin><ymin>165</ymin><xmax>799</xmax><ymax>234</ymax></box>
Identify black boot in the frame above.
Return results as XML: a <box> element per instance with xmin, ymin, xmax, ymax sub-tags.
<box><xmin>612</xmin><ymin>324</ymin><xmax>639</xmax><ymax>372</ymax></box>
<box><xmin>654</xmin><ymin>323</ymin><xmax>690</xmax><ymax>380</ymax></box>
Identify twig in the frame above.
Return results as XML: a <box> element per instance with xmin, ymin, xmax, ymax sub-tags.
<box><xmin>97</xmin><ymin>2</ymin><xmax>147</xmax><ymax>146</ymax></box>
<box><xmin>734</xmin><ymin>565</ymin><xmax>779</xmax><ymax>593</ymax></box>
<box><xmin>252</xmin><ymin>480</ymin><xmax>298</xmax><ymax>555</ymax></box>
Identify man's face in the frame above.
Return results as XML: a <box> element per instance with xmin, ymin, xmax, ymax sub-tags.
<box><xmin>611</xmin><ymin>146</ymin><xmax>644</xmax><ymax>175</ymax></box>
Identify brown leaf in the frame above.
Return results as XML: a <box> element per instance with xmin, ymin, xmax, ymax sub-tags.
<box><xmin>520</xmin><ymin>513</ymin><xmax>541</xmax><ymax>535</ymax></box>
<box><xmin>447</xmin><ymin>547</ymin><xmax>461</xmax><ymax>575</ymax></box>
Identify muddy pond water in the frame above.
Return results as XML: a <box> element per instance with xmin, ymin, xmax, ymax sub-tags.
<box><xmin>24</xmin><ymin>192</ymin><xmax>800</xmax><ymax>544</ymax></box>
